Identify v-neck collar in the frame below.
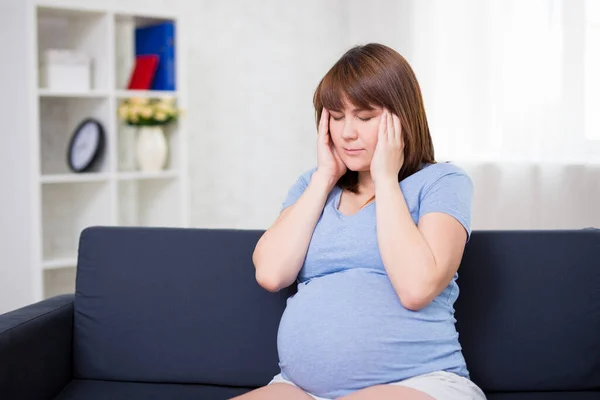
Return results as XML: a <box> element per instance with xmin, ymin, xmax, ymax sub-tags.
<box><xmin>333</xmin><ymin>186</ymin><xmax>376</xmax><ymax>218</ymax></box>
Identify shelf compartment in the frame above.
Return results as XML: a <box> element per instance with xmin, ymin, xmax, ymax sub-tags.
<box><xmin>116</xmin><ymin>121</ymin><xmax>180</xmax><ymax>172</ymax></box>
<box><xmin>42</xmin><ymin>181</ymin><xmax>112</xmax><ymax>262</ymax></box>
<box><xmin>118</xmin><ymin>178</ymin><xmax>180</xmax><ymax>227</ymax></box>
<box><xmin>44</xmin><ymin>267</ymin><xmax>77</xmax><ymax>298</ymax></box>
<box><xmin>36</xmin><ymin>6</ymin><xmax>110</xmax><ymax>92</ymax></box>
<box><xmin>114</xmin><ymin>14</ymin><xmax>176</xmax><ymax>91</ymax></box>
<box><xmin>39</xmin><ymin>96</ymin><xmax>111</xmax><ymax>175</ymax></box>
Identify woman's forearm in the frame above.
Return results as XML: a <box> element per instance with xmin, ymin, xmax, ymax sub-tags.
<box><xmin>253</xmin><ymin>171</ymin><xmax>336</xmax><ymax>292</ymax></box>
<box><xmin>375</xmin><ymin>177</ymin><xmax>437</xmax><ymax>310</ymax></box>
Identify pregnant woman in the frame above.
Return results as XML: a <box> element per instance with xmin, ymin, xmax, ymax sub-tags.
<box><xmin>233</xmin><ymin>43</ymin><xmax>486</xmax><ymax>400</ymax></box>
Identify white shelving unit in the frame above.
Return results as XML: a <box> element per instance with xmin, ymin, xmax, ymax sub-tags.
<box><xmin>0</xmin><ymin>1</ymin><xmax>189</xmax><ymax>313</ymax></box>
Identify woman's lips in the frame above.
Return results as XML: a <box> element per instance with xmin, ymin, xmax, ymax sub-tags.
<box><xmin>343</xmin><ymin>148</ymin><xmax>364</xmax><ymax>155</ymax></box>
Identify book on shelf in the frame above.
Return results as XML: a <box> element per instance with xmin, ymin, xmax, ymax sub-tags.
<box><xmin>135</xmin><ymin>21</ymin><xmax>176</xmax><ymax>91</ymax></box>
<box><xmin>127</xmin><ymin>54</ymin><xmax>159</xmax><ymax>90</ymax></box>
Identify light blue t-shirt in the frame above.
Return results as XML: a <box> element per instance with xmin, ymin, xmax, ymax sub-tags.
<box><xmin>276</xmin><ymin>162</ymin><xmax>474</xmax><ymax>399</ymax></box>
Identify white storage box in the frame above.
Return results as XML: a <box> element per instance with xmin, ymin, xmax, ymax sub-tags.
<box><xmin>39</xmin><ymin>49</ymin><xmax>93</xmax><ymax>91</ymax></box>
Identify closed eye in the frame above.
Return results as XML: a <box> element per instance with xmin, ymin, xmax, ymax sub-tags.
<box><xmin>331</xmin><ymin>116</ymin><xmax>372</xmax><ymax>122</ymax></box>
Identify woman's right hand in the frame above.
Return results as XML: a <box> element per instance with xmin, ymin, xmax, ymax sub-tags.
<box><xmin>316</xmin><ymin>108</ymin><xmax>347</xmax><ymax>184</ymax></box>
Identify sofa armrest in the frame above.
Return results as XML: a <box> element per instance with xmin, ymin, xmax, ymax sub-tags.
<box><xmin>0</xmin><ymin>294</ymin><xmax>74</xmax><ymax>400</ymax></box>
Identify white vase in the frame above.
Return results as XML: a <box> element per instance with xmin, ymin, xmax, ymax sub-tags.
<box><xmin>136</xmin><ymin>125</ymin><xmax>168</xmax><ymax>172</ymax></box>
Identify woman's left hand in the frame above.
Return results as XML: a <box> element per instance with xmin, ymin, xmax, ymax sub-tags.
<box><xmin>370</xmin><ymin>108</ymin><xmax>405</xmax><ymax>185</ymax></box>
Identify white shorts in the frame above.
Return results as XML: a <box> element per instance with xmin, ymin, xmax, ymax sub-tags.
<box><xmin>268</xmin><ymin>370</ymin><xmax>487</xmax><ymax>400</ymax></box>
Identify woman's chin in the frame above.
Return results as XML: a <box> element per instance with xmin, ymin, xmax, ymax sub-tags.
<box><xmin>343</xmin><ymin>160</ymin><xmax>370</xmax><ymax>172</ymax></box>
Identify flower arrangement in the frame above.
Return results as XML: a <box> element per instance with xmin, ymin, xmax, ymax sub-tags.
<box><xmin>117</xmin><ymin>97</ymin><xmax>181</xmax><ymax>127</ymax></box>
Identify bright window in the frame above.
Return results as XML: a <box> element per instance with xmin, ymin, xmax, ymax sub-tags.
<box><xmin>585</xmin><ymin>0</ymin><xmax>600</xmax><ymax>140</ymax></box>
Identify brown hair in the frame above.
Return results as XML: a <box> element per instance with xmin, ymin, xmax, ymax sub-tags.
<box><xmin>313</xmin><ymin>43</ymin><xmax>435</xmax><ymax>194</ymax></box>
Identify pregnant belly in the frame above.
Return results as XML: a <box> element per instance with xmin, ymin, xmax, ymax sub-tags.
<box><xmin>277</xmin><ymin>269</ymin><xmax>462</xmax><ymax>398</ymax></box>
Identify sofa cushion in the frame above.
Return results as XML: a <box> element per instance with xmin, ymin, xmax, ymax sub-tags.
<box><xmin>455</xmin><ymin>229</ymin><xmax>600</xmax><ymax>393</ymax></box>
<box><xmin>486</xmin><ymin>392</ymin><xmax>600</xmax><ymax>400</ymax></box>
<box><xmin>53</xmin><ymin>379</ymin><xmax>253</xmax><ymax>400</ymax></box>
<box><xmin>73</xmin><ymin>227</ymin><xmax>295</xmax><ymax>388</ymax></box>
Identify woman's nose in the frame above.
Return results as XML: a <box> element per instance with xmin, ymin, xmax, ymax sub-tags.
<box><xmin>341</xmin><ymin>121</ymin><xmax>358</xmax><ymax>140</ymax></box>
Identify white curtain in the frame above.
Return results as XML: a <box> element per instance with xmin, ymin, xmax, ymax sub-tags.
<box><xmin>407</xmin><ymin>0</ymin><xmax>600</xmax><ymax>229</ymax></box>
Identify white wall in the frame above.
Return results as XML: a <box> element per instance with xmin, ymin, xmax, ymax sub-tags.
<box><xmin>0</xmin><ymin>1</ymin><xmax>35</xmax><ymax>316</ymax></box>
<box><xmin>183</xmin><ymin>0</ymin><xmax>598</xmax><ymax>231</ymax></box>
<box><xmin>184</xmin><ymin>0</ymin><xmax>420</xmax><ymax>229</ymax></box>
<box><xmin>185</xmin><ymin>0</ymin><xmax>350</xmax><ymax>229</ymax></box>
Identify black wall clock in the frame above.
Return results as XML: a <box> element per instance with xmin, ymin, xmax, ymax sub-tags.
<box><xmin>67</xmin><ymin>118</ymin><xmax>105</xmax><ymax>173</ymax></box>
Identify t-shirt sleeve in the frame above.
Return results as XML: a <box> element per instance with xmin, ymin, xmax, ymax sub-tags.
<box><xmin>418</xmin><ymin>170</ymin><xmax>474</xmax><ymax>241</ymax></box>
<box><xmin>281</xmin><ymin>167</ymin><xmax>318</xmax><ymax>212</ymax></box>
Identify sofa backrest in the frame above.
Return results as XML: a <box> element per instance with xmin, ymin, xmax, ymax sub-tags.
<box><xmin>73</xmin><ymin>226</ymin><xmax>295</xmax><ymax>388</ymax></box>
<box><xmin>455</xmin><ymin>229</ymin><xmax>600</xmax><ymax>392</ymax></box>
<box><xmin>73</xmin><ymin>227</ymin><xmax>600</xmax><ymax>392</ymax></box>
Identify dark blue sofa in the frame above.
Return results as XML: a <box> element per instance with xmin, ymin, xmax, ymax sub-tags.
<box><xmin>1</xmin><ymin>227</ymin><xmax>599</xmax><ymax>399</ymax></box>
